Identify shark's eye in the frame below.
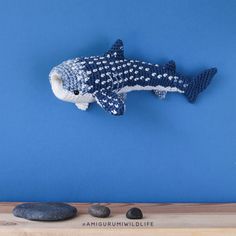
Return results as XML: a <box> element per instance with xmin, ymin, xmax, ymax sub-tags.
<box><xmin>74</xmin><ymin>90</ymin><xmax>79</xmax><ymax>95</ymax></box>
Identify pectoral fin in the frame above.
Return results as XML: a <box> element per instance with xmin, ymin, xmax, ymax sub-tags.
<box><xmin>94</xmin><ymin>91</ymin><xmax>125</xmax><ymax>116</ymax></box>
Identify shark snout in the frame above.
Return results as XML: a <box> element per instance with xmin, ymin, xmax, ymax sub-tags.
<box><xmin>49</xmin><ymin>70</ymin><xmax>82</xmax><ymax>103</ymax></box>
<box><xmin>50</xmin><ymin>72</ymin><xmax>66</xmax><ymax>100</ymax></box>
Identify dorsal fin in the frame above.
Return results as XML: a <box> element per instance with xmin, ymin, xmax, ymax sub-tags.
<box><xmin>104</xmin><ymin>39</ymin><xmax>124</xmax><ymax>60</ymax></box>
<box><xmin>164</xmin><ymin>60</ymin><xmax>176</xmax><ymax>72</ymax></box>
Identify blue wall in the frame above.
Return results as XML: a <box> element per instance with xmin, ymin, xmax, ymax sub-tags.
<box><xmin>0</xmin><ymin>0</ymin><xmax>235</xmax><ymax>202</ymax></box>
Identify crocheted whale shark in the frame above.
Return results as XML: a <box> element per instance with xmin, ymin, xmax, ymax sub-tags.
<box><xmin>49</xmin><ymin>39</ymin><xmax>217</xmax><ymax>116</ymax></box>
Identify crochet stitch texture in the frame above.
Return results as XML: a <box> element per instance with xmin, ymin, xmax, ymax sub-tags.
<box><xmin>49</xmin><ymin>39</ymin><xmax>217</xmax><ymax>116</ymax></box>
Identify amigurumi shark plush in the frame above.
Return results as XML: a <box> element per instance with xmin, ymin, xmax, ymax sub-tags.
<box><xmin>49</xmin><ymin>39</ymin><xmax>217</xmax><ymax>116</ymax></box>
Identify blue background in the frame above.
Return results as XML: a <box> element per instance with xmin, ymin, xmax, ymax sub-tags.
<box><xmin>0</xmin><ymin>0</ymin><xmax>235</xmax><ymax>203</ymax></box>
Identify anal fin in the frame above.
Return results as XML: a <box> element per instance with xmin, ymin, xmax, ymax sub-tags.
<box><xmin>153</xmin><ymin>90</ymin><xmax>167</xmax><ymax>99</ymax></box>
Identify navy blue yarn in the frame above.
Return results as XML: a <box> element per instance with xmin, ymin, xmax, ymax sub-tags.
<box><xmin>50</xmin><ymin>39</ymin><xmax>217</xmax><ymax>115</ymax></box>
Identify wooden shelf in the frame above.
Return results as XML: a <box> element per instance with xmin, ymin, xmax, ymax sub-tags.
<box><xmin>1</xmin><ymin>202</ymin><xmax>236</xmax><ymax>235</ymax></box>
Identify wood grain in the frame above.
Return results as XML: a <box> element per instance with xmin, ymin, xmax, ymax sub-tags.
<box><xmin>1</xmin><ymin>202</ymin><xmax>236</xmax><ymax>236</ymax></box>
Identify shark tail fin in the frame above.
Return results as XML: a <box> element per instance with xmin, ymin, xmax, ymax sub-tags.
<box><xmin>184</xmin><ymin>68</ymin><xmax>217</xmax><ymax>103</ymax></box>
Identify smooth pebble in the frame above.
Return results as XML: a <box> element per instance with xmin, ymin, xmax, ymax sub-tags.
<box><xmin>126</xmin><ymin>207</ymin><xmax>143</xmax><ymax>219</ymax></box>
<box><xmin>88</xmin><ymin>205</ymin><xmax>110</xmax><ymax>218</ymax></box>
<box><xmin>12</xmin><ymin>202</ymin><xmax>77</xmax><ymax>221</ymax></box>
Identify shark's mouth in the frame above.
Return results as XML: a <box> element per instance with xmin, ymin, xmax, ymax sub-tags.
<box><xmin>49</xmin><ymin>71</ymin><xmax>79</xmax><ymax>103</ymax></box>
<box><xmin>50</xmin><ymin>72</ymin><xmax>67</xmax><ymax>100</ymax></box>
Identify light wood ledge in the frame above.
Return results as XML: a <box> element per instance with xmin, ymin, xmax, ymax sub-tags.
<box><xmin>1</xmin><ymin>202</ymin><xmax>236</xmax><ymax>236</ymax></box>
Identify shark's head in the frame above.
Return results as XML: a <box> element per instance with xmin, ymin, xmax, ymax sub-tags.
<box><xmin>49</xmin><ymin>58</ymin><xmax>92</xmax><ymax>103</ymax></box>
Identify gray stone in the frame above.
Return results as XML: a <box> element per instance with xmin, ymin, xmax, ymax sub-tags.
<box><xmin>126</xmin><ymin>207</ymin><xmax>143</xmax><ymax>219</ymax></box>
<box><xmin>12</xmin><ymin>202</ymin><xmax>77</xmax><ymax>221</ymax></box>
<box><xmin>88</xmin><ymin>205</ymin><xmax>110</xmax><ymax>218</ymax></box>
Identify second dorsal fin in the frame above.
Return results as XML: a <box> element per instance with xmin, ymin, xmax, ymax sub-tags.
<box><xmin>164</xmin><ymin>60</ymin><xmax>176</xmax><ymax>72</ymax></box>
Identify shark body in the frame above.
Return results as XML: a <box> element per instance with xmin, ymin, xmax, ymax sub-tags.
<box><xmin>49</xmin><ymin>39</ymin><xmax>217</xmax><ymax>115</ymax></box>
